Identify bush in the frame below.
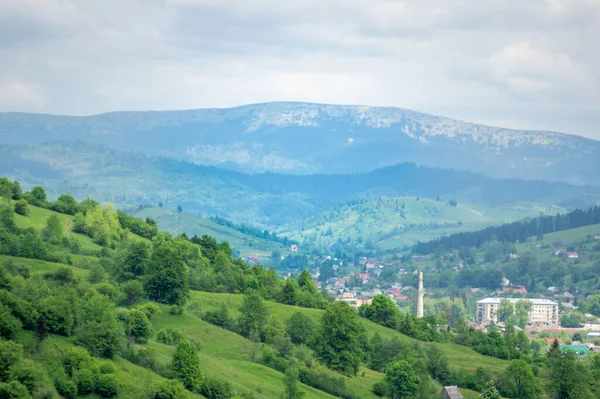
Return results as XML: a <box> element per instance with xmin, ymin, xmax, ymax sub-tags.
<box><xmin>156</xmin><ymin>329</ymin><xmax>174</xmax><ymax>345</ymax></box>
<box><xmin>151</xmin><ymin>380</ymin><xmax>187</xmax><ymax>399</ymax></box>
<box><xmin>73</xmin><ymin>368</ymin><xmax>96</xmax><ymax>394</ymax></box>
<box><xmin>0</xmin><ymin>381</ymin><xmax>31</xmax><ymax>399</ymax></box>
<box><xmin>99</xmin><ymin>362</ymin><xmax>118</xmax><ymax>375</ymax></box>
<box><xmin>138</xmin><ymin>303</ymin><xmax>160</xmax><ymax>319</ymax></box>
<box><xmin>96</xmin><ymin>374</ymin><xmax>118</xmax><ymax>397</ymax></box>
<box><xmin>0</xmin><ymin>303</ymin><xmax>22</xmax><ymax>340</ymax></box>
<box><xmin>54</xmin><ymin>375</ymin><xmax>78</xmax><ymax>399</ymax></box>
<box><xmin>186</xmin><ymin>300</ymin><xmax>202</xmax><ymax>318</ymax></box>
<box><xmin>8</xmin><ymin>359</ymin><xmax>42</xmax><ymax>394</ymax></box>
<box><xmin>200</xmin><ymin>376</ymin><xmax>235</xmax><ymax>399</ymax></box>
<box><xmin>14</xmin><ymin>200</ymin><xmax>29</xmax><ymax>216</ymax></box>
<box><xmin>169</xmin><ymin>305</ymin><xmax>183</xmax><ymax>315</ymax></box>
<box><xmin>372</xmin><ymin>380</ymin><xmax>387</xmax><ymax>397</ymax></box>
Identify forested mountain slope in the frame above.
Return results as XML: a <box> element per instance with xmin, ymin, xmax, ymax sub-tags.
<box><xmin>2</xmin><ymin>102</ymin><xmax>600</xmax><ymax>185</ymax></box>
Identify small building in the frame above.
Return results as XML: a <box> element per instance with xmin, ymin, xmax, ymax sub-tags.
<box><xmin>440</xmin><ymin>386</ymin><xmax>463</xmax><ymax>399</ymax></box>
<box><xmin>567</xmin><ymin>252</ymin><xmax>579</xmax><ymax>259</ymax></box>
<box><xmin>587</xmin><ymin>332</ymin><xmax>600</xmax><ymax>340</ymax></box>
<box><xmin>290</xmin><ymin>244</ymin><xmax>298</xmax><ymax>252</ymax></box>
<box><xmin>560</xmin><ymin>344</ymin><xmax>588</xmax><ymax>359</ymax></box>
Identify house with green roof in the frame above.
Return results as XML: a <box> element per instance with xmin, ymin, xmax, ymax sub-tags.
<box><xmin>560</xmin><ymin>344</ymin><xmax>588</xmax><ymax>359</ymax></box>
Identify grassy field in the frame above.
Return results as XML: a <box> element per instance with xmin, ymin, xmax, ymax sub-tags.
<box><xmin>10</xmin><ymin>253</ymin><xmax>493</xmax><ymax>398</ymax></box>
<box><xmin>278</xmin><ymin>196</ymin><xmax>564</xmax><ymax>250</ymax></box>
<box><xmin>190</xmin><ymin>291</ymin><xmax>510</xmax><ymax>375</ymax></box>
<box><xmin>134</xmin><ymin>207</ymin><xmax>289</xmax><ymax>259</ymax></box>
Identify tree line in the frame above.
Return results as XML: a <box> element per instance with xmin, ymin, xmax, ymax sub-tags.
<box><xmin>414</xmin><ymin>206</ymin><xmax>600</xmax><ymax>254</ymax></box>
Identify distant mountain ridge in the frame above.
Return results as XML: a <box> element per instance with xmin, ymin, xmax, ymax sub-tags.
<box><xmin>1</xmin><ymin>101</ymin><xmax>599</xmax><ymax>184</ymax></box>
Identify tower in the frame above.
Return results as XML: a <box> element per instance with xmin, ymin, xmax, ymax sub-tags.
<box><xmin>416</xmin><ymin>271</ymin><xmax>424</xmax><ymax>318</ymax></box>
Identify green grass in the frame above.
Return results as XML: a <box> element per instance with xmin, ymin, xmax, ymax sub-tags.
<box><xmin>149</xmin><ymin>307</ymin><xmax>340</xmax><ymax>399</ymax></box>
<box><xmin>190</xmin><ymin>291</ymin><xmax>510</xmax><ymax>375</ymax></box>
<box><xmin>0</xmin><ymin>255</ymin><xmax>91</xmax><ymax>279</ymax></box>
<box><xmin>134</xmin><ymin>208</ymin><xmax>290</xmax><ymax>259</ymax></box>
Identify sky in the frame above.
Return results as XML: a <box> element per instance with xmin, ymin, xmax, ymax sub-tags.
<box><xmin>1</xmin><ymin>0</ymin><xmax>599</xmax><ymax>139</ymax></box>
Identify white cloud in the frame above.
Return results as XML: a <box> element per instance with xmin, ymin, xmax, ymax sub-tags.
<box><xmin>0</xmin><ymin>80</ymin><xmax>45</xmax><ymax>109</ymax></box>
<box><xmin>0</xmin><ymin>0</ymin><xmax>598</xmax><ymax>139</ymax></box>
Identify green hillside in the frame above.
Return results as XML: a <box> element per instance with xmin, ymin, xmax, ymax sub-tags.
<box><xmin>133</xmin><ymin>208</ymin><xmax>289</xmax><ymax>259</ymax></box>
<box><xmin>279</xmin><ymin>196</ymin><xmax>564</xmax><ymax>250</ymax></box>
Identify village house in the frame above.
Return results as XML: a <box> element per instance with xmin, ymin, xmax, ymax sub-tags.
<box><xmin>365</xmin><ymin>259</ymin><xmax>378</xmax><ymax>269</ymax></box>
<box><xmin>290</xmin><ymin>244</ymin><xmax>298</xmax><ymax>252</ymax></box>
<box><xmin>567</xmin><ymin>252</ymin><xmax>579</xmax><ymax>259</ymax></box>
<box><xmin>440</xmin><ymin>386</ymin><xmax>463</xmax><ymax>399</ymax></box>
<box><xmin>499</xmin><ymin>286</ymin><xmax>528</xmax><ymax>297</ymax></box>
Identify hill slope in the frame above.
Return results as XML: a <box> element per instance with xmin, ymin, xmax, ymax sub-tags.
<box><xmin>1</xmin><ymin>142</ymin><xmax>597</xmax><ymax>229</ymax></box>
<box><xmin>1</xmin><ymin>102</ymin><xmax>599</xmax><ymax>185</ymax></box>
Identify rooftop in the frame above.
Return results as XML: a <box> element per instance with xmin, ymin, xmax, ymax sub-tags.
<box><xmin>477</xmin><ymin>297</ymin><xmax>558</xmax><ymax>306</ymax></box>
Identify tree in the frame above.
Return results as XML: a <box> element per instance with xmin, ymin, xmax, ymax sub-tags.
<box><xmin>479</xmin><ymin>380</ymin><xmax>501</xmax><ymax>399</ymax></box>
<box><xmin>152</xmin><ymin>380</ymin><xmax>187</xmax><ymax>399</ymax></box>
<box><xmin>144</xmin><ymin>243</ymin><xmax>189</xmax><ymax>306</ymax></box>
<box><xmin>297</xmin><ymin>269</ymin><xmax>316</xmax><ymax>294</ymax></box>
<box><xmin>0</xmin><ymin>303</ymin><xmax>22</xmax><ymax>339</ymax></box>
<box><xmin>279</xmin><ymin>278</ymin><xmax>298</xmax><ymax>305</ymax></box>
<box><xmin>171</xmin><ymin>339</ymin><xmax>203</xmax><ymax>389</ymax></box>
<box><xmin>177</xmin><ymin>205</ymin><xmax>182</xmax><ymax>214</ymax></box>
<box><xmin>237</xmin><ymin>291</ymin><xmax>269</xmax><ymax>339</ymax></box>
<box><xmin>34</xmin><ymin>312</ymin><xmax>49</xmax><ymax>347</ymax></box>
<box><xmin>285</xmin><ymin>311</ymin><xmax>315</xmax><ymax>345</ymax></box>
<box><xmin>13</xmin><ymin>200</ymin><xmax>28</xmax><ymax>216</ymax></box>
<box><xmin>497</xmin><ymin>299</ymin><xmax>514</xmax><ymax>323</ymax></box>
<box><xmin>283</xmin><ymin>367</ymin><xmax>305</xmax><ymax>399</ymax></box>
<box><xmin>118</xmin><ymin>241</ymin><xmax>150</xmax><ymax>281</ymax></box>
<box><xmin>128</xmin><ymin>309</ymin><xmax>153</xmax><ymax>343</ymax></box>
<box><xmin>313</xmin><ymin>302</ymin><xmax>367</xmax><ymax>376</ymax></box>
<box><xmin>29</xmin><ymin>186</ymin><xmax>47</xmax><ymax>206</ymax></box>
<box><xmin>504</xmin><ymin>359</ymin><xmax>541</xmax><ymax>399</ymax></box>
<box><xmin>364</xmin><ymin>295</ymin><xmax>400</xmax><ymax>328</ymax></box>
<box><xmin>385</xmin><ymin>360</ymin><xmax>420</xmax><ymax>399</ymax></box>
<box><xmin>121</xmin><ymin>280</ymin><xmax>144</xmax><ymax>305</ymax></box>
<box><xmin>548</xmin><ymin>350</ymin><xmax>593</xmax><ymax>399</ymax></box>
<box><xmin>0</xmin><ymin>204</ymin><xmax>16</xmax><ymax>232</ymax></box>
<box><xmin>0</xmin><ymin>381</ymin><xmax>30</xmax><ymax>399</ymax></box>
<box><xmin>264</xmin><ymin>316</ymin><xmax>286</xmax><ymax>344</ymax></box>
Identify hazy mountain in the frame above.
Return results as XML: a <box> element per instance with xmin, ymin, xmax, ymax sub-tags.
<box><xmin>1</xmin><ymin>102</ymin><xmax>599</xmax><ymax>185</ymax></box>
<box><xmin>0</xmin><ymin>141</ymin><xmax>597</xmax><ymax>228</ymax></box>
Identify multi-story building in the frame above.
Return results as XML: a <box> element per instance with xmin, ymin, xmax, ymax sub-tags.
<box><xmin>476</xmin><ymin>297</ymin><xmax>559</xmax><ymax>325</ymax></box>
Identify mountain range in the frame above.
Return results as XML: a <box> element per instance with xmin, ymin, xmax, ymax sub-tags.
<box><xmin>2</xmin><ymin>102</ymin><xmax>599</xmax><ymax>185</ymax></box>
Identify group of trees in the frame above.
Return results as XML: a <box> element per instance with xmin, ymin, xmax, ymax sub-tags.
<box><xmin>414</xmin><ymin>205</ymin><xmax>600</xmax><ymax>254</ymax></box>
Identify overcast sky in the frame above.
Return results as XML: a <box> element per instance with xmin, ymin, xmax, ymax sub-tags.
<box><xmin>1</xmin><ymin>0</ymin><xmax>599</xmax><ymax>139</ymax></box>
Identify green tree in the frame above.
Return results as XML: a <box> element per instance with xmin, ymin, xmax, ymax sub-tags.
<box><xmin>13</xmin><ymin>200</ymin><xmax>28</xmax><ymax>216</ymax></box>
<box><xmin>479</xmin><ymin>380</ymin><xmax>501</xmax><ymax>399</ymax></box>
<box><xmin>0</xmin><ymin>303</ymin><xmax>22</xmax><ymax>339</ymax></box>
<box><xmin>0</xmin><ymin>381</ymin><xmax>31</xmax><ymax>399</ymax></box>
<box><xmin>504</xmin><ymin>359</ymin><xmax>541</xmax><ymax>399</ymax></box>
<box><xmin>285</xmin><ymin>311</ymin><xmax>315</xmax><ymax>345</ymax></box>
<box><xmin>237</xmin><ymin>291</ymin><xmax>269</xmax><ymax>339</ymax></box>
<box><xmin>128</xmin><ymin>309</ymin><xmax>153</xmax><ymax>343</ymax></box>
<box><xmin>497</xmin><ymin>299</ymin><xmax>514</xmax><ymax>323</ymax></box>
<box><xmin>121</xmin><ymin>280</ymin><xmax>144</xmax><ymax>305</ymax></box>
<box><xmin>144</xmin><ymin>244</ymin><xmax>189</xmax><ymax>306</ymax></box>
<box><xmin>34</xmin><ymin>312</ymin><xmax>49</xmax><ymax>347</ymax></box>
<box><xmin>29</xmin><ymin>186</ymin><xmax>47</xmax><ymax>206</ymax></box>
<box><xmin>548</xmin><ymin>350</ymin><xmax>593</xmax><ymax>399</ymax></box>
<box><xmin>279</xmin><ymin>278</ymin><xmax>298</xmax><ymax>305</ymax></box>
<box><xmin>76</xmin><ymin>295</ymin><xmax>123</xmax><ymax>358</ymax></box>
<box><xmin>385</xmin><ymin>360</ymin><xmax>420</xmax><ymax>399</ymax></box>
<box><xmin>0</xmin><ymin>204</ymin><xmax>16</xmax><ymax>232</ymax></box>
<box><xmin>41</xmin><ymin>214</ymin><xmax>64</xmax><ymax>244</ymax></box>
<box><xmin>313</xmin><ymin>302</ymin><xmax>367</xmax><ymax>376</ymax></box>
<box><xmin>117</xmin><ymin>241</ymin><xmax>150</xmax><ymax>281</ymax></box>
<box><xmin>514</xmin><ymin>300</ymin><xmax>532</xmax><ymax>328</ymax></box>
<box><xmin>283</xmin><ymin>367</ymin><xmax>305</xmax><ymax>399</ymax></box>
<box><xmin>297</xmin><ymin>269</ymin><xmax>316</xmax><ymax>294</ymax></box>
<box><xmin>171</xmin><ymin>339</ymin><xmax>203</xmax><ymax>389</ymax></box>
<box><xmin>264</xmin><ymin>316</ymin><xmax>285</xmax><ymax>344</ymax></box>
<box><xmin>151</xmin><ymin>380</ymin><xmax>187</xmax><ymax>399</ymax></box>
<box><xmin>364</xmin><ymin>295</ymin><xmax>400</xmax><ymax>328</ymax></box>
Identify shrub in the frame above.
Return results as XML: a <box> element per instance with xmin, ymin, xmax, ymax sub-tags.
<box><xmin>156</xmin><ymin>329</ymin><xmax>174</xmax><ymax>345</ymax></box>
<box><xmin>73</xmin><ymin>368</ymin><xmax>96</xmax><ymax>394</ymax></box>
<box><xmin>169</xmin><ymin>305</ymin><xmax>183</xmax><ymax>315</ymax></box>
<box><xmin>372</xmin><ymin>380</ymin><xmax>387</xmax><ymax>397</ymax></box>
<box><xmin>136</xmin><ymin>347</ymin><xmax>157</xmax><ymax>370</ymax></box>
<box><xmin>99</xmin><ymin>362</ymin><xmax>118</xmax><ymax>375</ymax></box>
<box><xmin>14</xmin><ymin>200</ymin><xmax>29</xmax><ymax>216</ymax></box>
<box><xmin>200</xmin><ymin>376</ymin><xmax>235</xmax><ymax>399</ymax></box>
<box><xmin>0</xmin><ymin>381</ymin><xmax>31</xmax><ymax>399</ymax></box>
<box><xmin>151</xmin><ymin>380</ymin><xmax>187</xmax><ymax>399</ymax></box>
<box><xmin>138</xmin><ymin>303</ymin><xmax>160</xmax><ymax>319</ymax></box>
<box><xmin>0</xmin><ymin>303</ymin><xmax>22</xmax><ymax>339</ymax></box>
<box><xmin>54</xmin><ymin>375</ymin><xmax>78</xmax><ymax>399</ymax></box>
<box><xmin>96</xmin><ymin>374</ymin><xmax>118</xmax><ymax>397</ymax></box>
<box><xmin>186</xmin><ymin>300</ymin><xmax>202</xmax><ymax>318</ymax></box>
<box><xmin>8</xmin><ymin>359</ymin><xmax>42</xmax><ymax>394</ymax></box>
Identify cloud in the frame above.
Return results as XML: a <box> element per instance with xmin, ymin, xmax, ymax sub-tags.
<box><xmin>0</xmin><ymin>80</ymin><xmax>45</xmax><ymax>109</ymax></box>
<box><xmin>0</xmin><ymin>0</ymin><xmax>599</xmax><ymax>139</ymax></box>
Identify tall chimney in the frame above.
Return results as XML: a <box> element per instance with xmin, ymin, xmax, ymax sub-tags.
<box><xmin>416</xmin><ymin>271</ymin><xmax>424</xmax><ymax>318</ymax></box>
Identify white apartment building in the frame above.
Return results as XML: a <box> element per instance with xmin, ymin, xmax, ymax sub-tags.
<box><xmin>476</xmin><ymin>297</ymin><xmax>559</xmax><ymax>325</ymax></box>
